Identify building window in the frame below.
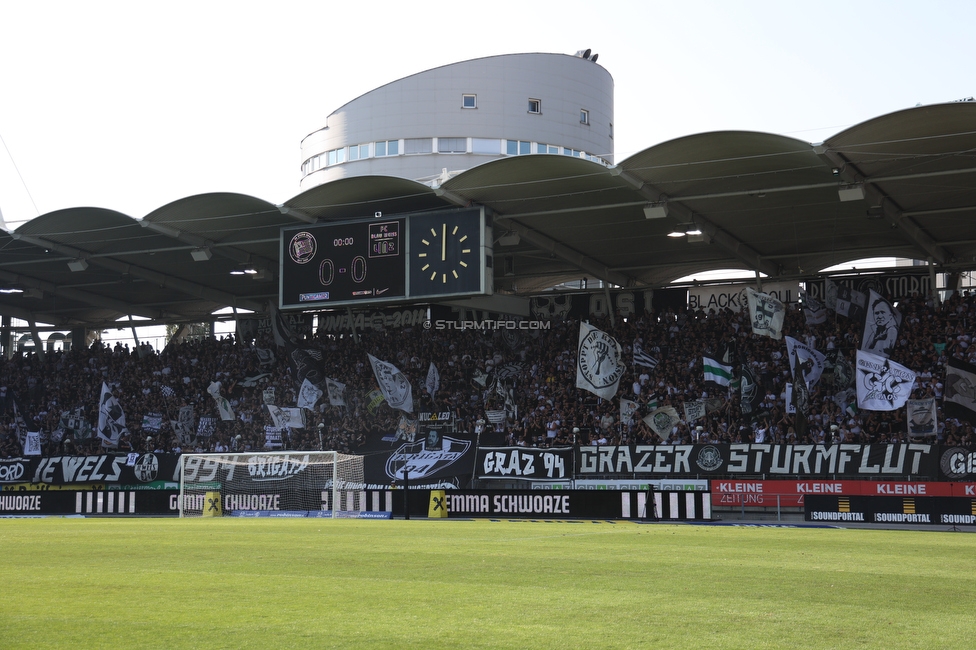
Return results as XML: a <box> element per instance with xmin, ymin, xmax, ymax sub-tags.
<box><xmin>348</xmin><ymin>143</ymin><xmax>369</xmax><ymax>161</ymax></box>
<box><xmin>580</xmin><ymin>109</ymin><xmax>589</xmax><ymax>125</ymax></box>
<box><xmin>564</xmin><ymin>148</ymin><xmax>585</xmax><ymax>158</ymax></box>
<box><xmin>437</xmin><ymin>138</ymin><xmax>467</xmax><ymax>154</ymax></box>
<box><xmin>506</xmin><ymin>140</ymin><xmax>532</xmax><ymax>155</ymax></box>
<box><xmin>405</xmin><ymin>138</ymin><xmax>433</xmax><ymax>154</ymax></box>
<box><xmin>538</xmin><ymin>143</ymin><xmax>559</xmax><ymax>154</ymax></box>
<box><xmin>375</xmin><ymin>140</ymin><xmax>399</xmax><ymax>157</ymax></box>
<box><xmin>528</xmin><ymin>98</ymin><xmax>541</xmax><ymax>114</ymax></box>
<box><xmin>462</xmin><ymin>94</ymin><xmax>477</xmax><ymax>109</ymax></box>
<box><xmin>472</xmin><ymin>138</ymin><xmax>501</xmax><ymax>154</ymax></box>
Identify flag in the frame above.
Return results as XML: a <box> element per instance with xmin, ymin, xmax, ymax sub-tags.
<box><xmin>802</xmin><ymin>294</ymin><xmax>827</xmax><ymax>325</ymax></box>
<box><xmin>207</xmin><ymin>381</ymin><xmax>236</xmax><ymax>421</ymax></box>
<box><xmin>97</xmin><ymin>383</ymin><xmax>129</xmax><ymax>448</ymax></box>
<box><xmin>239</xmin><ymin>373</ymin><xmax>271</xmax><ymax>388</ymax></box>
<box><xmin>160</xmin><ymin>385</ymin><xmax>176</xmax><ymax>398</ymax></box>
<box><xmin>739</xmin><ymin>366</ymin><xmax>762</xmax><ymax>416</ymax></box>
<box><xmin>836</xmin><ymin>285</ymin><xmax>867</xmax><ymax>321</ymax></box>
<box><xmin>643</xmin><ymin>406</ymin><xmax>680</xmax><ymax>441</ymax></box>
<box><xmin>944</xmin><ymin>357</ymin><xmax>976</xmax><ymax>424</ymax></box>
<box><xmin>860</xmin><ymin>290</ymin><xmax>901</xmax><ymax>358</ymax></box>
<box><xmin>368</xmin><ymin>354</ymin><xmax>413</xmax><ymax>413</ymax></box>
<box><xmin>394</xmin><ymin>415</ymin><xmax>418</xmax><ymax>442</ymax></box>
<box><xmin>254</xmin><ymin>347</ymin><xmax>275</xmax><ymax>367</ymax></box>
<box><xmin>171</xmin><ymin>406</ymin><xmax>195</xmax><ymax>445</ymax></box>
<box><xmin>270</xmin><ymin>304</ymin><xmax>326</xmax><ymax>387</ymax></box>
<box><xmin>855</xmin><ymin>350</ymin><xmax>916</xmax><ymax>411</ymax></box>
<box><xmin>906</xmin><ymin>398</ymin><xmax>937</xmax><ymax>438</ymax></box>
<box><xmin>365</xmin><ymin>389</ymin><xmax>386</xmax><ymax>416</ymax></box>
<box><xmin>22</xmin><ymin>430</ymin><xmax>42</xmax><ymax>456</ymax></box>
<box><xmin>297</xmin><ymin>378</ymin><xmax>323</xmax><ymax>410</ymax></box>
<box><xmin>683</xmin><ymin>399</ymin><xmax>705</xmax><ymax>423</ymax></box>
<box><xmin>494</xmin><ymin>363</ymin><xmax>524</xmax><ymax>380</ymax></box>
<box><xmin>620</xmin><ymin>398</ymin><xmax>639</xmax><ymax>425</ymax></box>
<box><xmin>633</xmin><ymin>340</ymin><xmax>658</xmax><ymax>370</ymax></box>
<box><xmin>746</xmin><ymin>288</ymin><xmax>785</xmax><ymax>340</ymax></box>
<box><xmin>785</xmin><ymin>336</ymin><xmax>826</xmax><ymax>389</ymax></box>
<box><xmin>425</xmin><ymin>362</ymin><xmax>440</xmax><ymax>396</ymax></box>
<box><xmin>703</xmin><ymin>356</ymin><xmax>733</xmax><ymax>387</ymax></box>
<box><xmin>326</xmin><ymin>378</ymin><xmax>346</xmax><ymax>407</ymax></box>
<box><xmin>824</xmin><ymin>278</ymin><xmax>839</xmax><ymax>312</ymax></box>
<box><xmin>267</xmin><ymin>405</ymin><xmax>306</xmax><ymax>429</ymax></box>
<box><xmin>576</xmin><ymin>322</ymin><xmax>625</xmax><ymax>399</ymax></box>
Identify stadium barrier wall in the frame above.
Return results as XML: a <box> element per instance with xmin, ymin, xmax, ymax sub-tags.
<box><xmin>428</xmin><ymin>490</ymin><xmax>711</xmax><ymax>520</ymax></box>
<box><xmin>804</xmin><ymin>494</ymin><xmax>976</xmax><ymax>526</ymax></box>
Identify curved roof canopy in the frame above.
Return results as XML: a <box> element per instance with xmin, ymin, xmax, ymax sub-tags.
<box><xmin>1</xmin><ymin>102</ymin><xmax>974</xmax><ymax>328</ymax></box>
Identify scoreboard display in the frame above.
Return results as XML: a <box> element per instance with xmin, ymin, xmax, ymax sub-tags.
<box><xmin>280</xmin><ymin>207</ymin><xmax>492</xmax><ymax>310</ymax></box>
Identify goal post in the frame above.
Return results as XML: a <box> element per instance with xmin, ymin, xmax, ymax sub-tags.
<box><xmin>177</xmin><ymin>451</ymin><xmax>365</xmax><ymax>518</ymax></box>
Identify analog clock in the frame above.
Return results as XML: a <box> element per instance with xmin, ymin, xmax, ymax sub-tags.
<box><xmin>409</xmin><ymin>209</ymin><xmax>485</xmax><ymax>298</ymax></box>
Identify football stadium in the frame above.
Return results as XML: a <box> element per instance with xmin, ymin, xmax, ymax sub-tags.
<box><xmin>3</xmin><ymin>48</ymin><xmax>976</xmax><ymax>649</ymax></box>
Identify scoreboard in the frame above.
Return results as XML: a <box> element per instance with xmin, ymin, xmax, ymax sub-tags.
<box><xmin>280</xmin><ymin>207</ymin><xmax>492</xmax><ymax>310</ymax></box>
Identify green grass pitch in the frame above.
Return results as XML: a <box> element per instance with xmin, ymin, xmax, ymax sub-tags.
<box><xmin>1</xmin><ymin>518</ymin><xmax>973</xmax><ymax>649</ymax></box>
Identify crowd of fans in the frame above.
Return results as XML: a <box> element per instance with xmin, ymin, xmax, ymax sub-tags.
<box><xmin>1</xmin><ymin>289</ymin><xmax>975</xmax><ymax>460</ymax></box>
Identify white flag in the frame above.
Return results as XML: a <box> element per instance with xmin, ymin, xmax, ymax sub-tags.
<box><xmin>643</xmin><ymin>406</ymin><xmax>680</xmax><ymax>440</ymax></box>
<box><xmin>785</xmin><ymin>336</ymin><xmax>826</xmax><ymax>389</ymax></box>
<box><xmin>97</xmin><ymin>382</ymin><xmax>129</xmax><ymax>448</ymax></box>
<box><xmin>906</xmin><ymin>398</ymin><xmax>937</xmax><ymax>438</ymax></box>
<box><xmin>267</xmin><ymin>405</ymin><xmax>306</xmax><ymax>429</ymax></box>
<box><xmin>702</xmin><ymin>356</ymin><xmax>733</xmax><ymax>387</ymax></box>
<box><xmin>620</xmin><ymin>398</ymin><xmax>639</xmax><ymax>425</ymax></box>
<box><xmin>683</xmin><ymin>399</ymin><xmax>706</xmax><ymax>423</ymax></box>
<box><xmin>326</xmin><ymin>378</ymin><xmax>346</xmax><ymax>407</ymax></box>
<box><xmin>861</xmin><ymin>289</ymin><xmax>901</xmax><ymax>358</ymax></box>
<box><xmin>368</xmin><ymin>354</ymin><xmax>414</xmax><ymax>413</ymax></box>
<box><xmin>576</xmin><ymin>322</ymin><xmax>625</xmax><ymax>400</ymax></box>
<box><xmin>297</xmin><ymin>378</ymin><xmax>323</xmax><ymax>410</ymax></box>
<box><xmin>855</xmin><ymin>350</ymin><xmax>916</xmax><ymax>411</ymax></box>
<box><xmin>746</xmin><ymin>288</ymin><xmax>785</xmax><ymax>340</ymax></box>
<box><xmin>207</xmin><ymin>381</ymin><xmax>236</xmax><ymax>421</ymax></box>
<box><xmin>802</xmin><ymin>294</ymin><xmax>827</xmax><ymax>325</ymax></box>
<box><xmin>426</xmin><ymin>362</ymin><xmax>440</xmax><ymax>396</ymax></box>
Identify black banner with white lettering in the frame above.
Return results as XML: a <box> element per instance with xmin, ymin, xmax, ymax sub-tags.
<box><xmin>476</xmin><ymin>446</ymin><xmax>574</xmax><ymax>481</ymax></box>
<box><xmin>576</xmin><ymin>444</ymin><xmax>948</xmax><ymax>480</ymax></box>
<box><xmin>27</xmin><ymin>454</ymin><xmax>181</xmax><ymax>486</ymax></box>
<box><xmin>0</xmin><ymin>490</ymin><xmax>176</xmax><ymax>516</ymax></box>
<box><xmin>363</xmin><ymin>437</ymin><xmax>477</xmax><ymax>489</ymax></box>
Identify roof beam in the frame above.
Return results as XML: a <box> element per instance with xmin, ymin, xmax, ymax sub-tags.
<box><xmin>494</xmin><ymin>218</ymin><xmax>636</xmax><ymax>288</ymax></box>
<box><xmin>815</xmin><ymin>148</ymin><xmax>950</xmax><ymax>265</ymax></box>
<box><xmin>610</xmin><ymin>168</ymin><xmax>781</xmax><ymax>278</ymax></box>
<box><xmin>10</xmin><ymin>234</ymin><xmax>266</xmax><ymax>313</ymax></box>
<box><xmin>138</xmin><ymin>220</ymin><xmax>277</xmax><ymax>276</ymax></box>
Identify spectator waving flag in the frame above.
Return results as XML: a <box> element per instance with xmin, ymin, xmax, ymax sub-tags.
<box><xmin>368</xmin><ymin>354</ymin><xmax>414</xmax><ymax>413</ymax></box>
<box><xmin>802</xmin><ymin>294</ymin><xmax>827</xmax><ymax>325</ymax></box>
<box><xmin>97</xmin><ymin>382</ymin><xmax>130</xmax><ymax>448</ymax></box>
<box><xmin>207</xmin><ymin>381</ymin><xmax>236</xmax><ymax>421</ymax></box>
<box><xmin>633</xmin><ymin>340</ymin><xmax>658</xmax><ymax>370</ymax></box>
<box><xmin>861</xmin><ymin>290</ymin><xmax>902</xmax><ymax>358</ymax></box>
<box><xmin>326</xmin><ymin>378</ymin><xmax>346</xmax><ymax>407</ymax></box>
<box><xmin>702</xmin><ymin>356</ymin><xmax>733</xmax><ymax>387</ymax></box>
<box><xmin>576</xmin><ymin>322</ymin><xmax>625</xmax><ymax>400</ymax></box>
<box><xmin>746</xmin><ymin>288</ymin><xmax>785</xmax><ymax>340</ymax></box>
<box><xmin>297</xmin><ymin>378</ymin><xmax>323</xmax><ymax>410</ymax></box>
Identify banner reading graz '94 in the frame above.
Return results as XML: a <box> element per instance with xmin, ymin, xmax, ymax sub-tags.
<box><xmin>577</xmin><ymin>444</ymin><xmax>945</xmax><ymax>480</ymax></box>
<box><xmin>476</xmin><ymin>447</ymin><xmax>574</xmax><ymax>481</ymax></box>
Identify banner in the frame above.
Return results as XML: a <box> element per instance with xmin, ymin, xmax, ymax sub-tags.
<box><xmin>476</xmin><ymin>447</ymin><xmax>574</xmax><ymax>480</ymax></box>
<box><xmin>906</xmin><ymin>398</ymin><xmax>938</xmax><ymax>438</ymax></box>
<box><xmin>576</xmin><ymin>322</ymin><xmax>625</xmax><ymax>400</ymax></box>
<box><xmin>739</xmin><ymin>367</ymin><xmax>762</xmax><ymax>417</ymax></box>
<box><xmin>687</xmin><ymin>281</ymin><xmax>800</xmax><ymax>313</ymax></box>
<box><xmin>802</xmin><ymin>294</ymin><xmax>827</xmax><ymax>325</ymax></box>
<box><xmin>835</xmin><ymin>284</ymin><xmax>867</xmax><ymax>321</ymax></box>
<box><xmin>945</xmin><ymin>357</ymin><xmax>976</xmax><ymax>425</ymax></box>
<box><xmin>29</xmin><ymin>453</ymin><xmax>180</xmax><ymax>486</ymax></box>
<box><xmin>368</xmin><ymin>354</ymin><xmax>414</xmax><ymax>413</ymax></box>
<box><xmin>633</xmin><ymin>340</ymin><xmax>658</xmax><ymax>370</ymax></box>
<box><xmin>267</xmin><ymin>406</ymin><xmax>305</xmax><ymax>429</ymax></box>
<box><xmin>362</xmin><ymin>436</ymin><xmax>476</xmax><ymax>488</ymax></box>
<box><xmin>860</xmin><ymin>290</ymin><xmax>901</xmax><ymax>357</ymax></box>
<box><xmin>683</xmin><ymin>399</ymin><xmax>705</xmax><ymax>423</ymax></box>
<box><xmin>620</xmin><ymin>399</ymin><xmax>639</xmax><ymax>425</ymax></box>
<box><xmin>576</xmin><ymin>444</ymin><xmax>941</xmax><ymax>479</ymax></box>
<box><xmin>855</xmin><ymin>350</ymin><xmax>916</xmax><ymax>411</ymax></box>
<box><xmin>746</xmin><ymin>288</ymin><xmax>785</xmax><ymax>340</ymax></box>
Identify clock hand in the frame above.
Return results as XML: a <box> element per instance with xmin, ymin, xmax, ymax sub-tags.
<box><xmin>442</xmin><ymin>223</ymin><xmax>446</xmax><ymax>261</ymax></box>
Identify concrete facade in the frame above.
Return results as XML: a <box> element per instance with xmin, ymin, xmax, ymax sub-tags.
<box><xmin>300</xmin><ymin>52</ymin><xmax>614</xmax><ymax>189</ymax></box>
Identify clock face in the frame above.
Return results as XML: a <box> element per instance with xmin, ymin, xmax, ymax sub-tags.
<box><xmin>409</xmin><ymin>209</ymin><xmax>483</xmax><ymax>298</ymax></box>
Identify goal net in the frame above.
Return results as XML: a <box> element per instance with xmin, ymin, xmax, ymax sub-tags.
<box><xmin>178</xmin><ymin>451</ymin><xmax>365</xmax><ymax>517</ymax></box>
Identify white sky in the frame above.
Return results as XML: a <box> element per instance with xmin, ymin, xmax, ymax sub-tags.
<box><xmin>1</xmin><ymin>0</ymin><xmax>973</xmax><ymax>231</ymax></box>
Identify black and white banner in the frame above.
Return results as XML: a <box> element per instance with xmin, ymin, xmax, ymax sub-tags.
<box><xmin>476</xmin><ymin>446</ymin><xmax>574</xmax><ymax>481</ymax></box>
<box><xmin>944</xmin><ymin>357</ymin><xmax>976</xmax><ymax>425</ymax></box>
<box><xmin>861</xmin><ymin>290</ymin><xmax>902</xmax><ymax>358</ymax></box>
<box><xmin>747</xmin><ymin>288</ymin><xmax>785</xmax><ymax>340</ymax></box>
<box><xmin>785</xmin><ymin>336</ymin><xmax>826</xmax><ymax>389</ymax></box>
<box><xmin>576</xmin><ymin>322</ymin><xmax>625</xmax><ymax>399</ymax></box>
<box><xmin>855</xmin><ymin>350</ymin><xmax>916</xmax><ymax>411</ymax></box>
<box><xmin>907</xmin><ymin>398</ymin><xmax>938</xmax><ymax>438</ymax></box>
